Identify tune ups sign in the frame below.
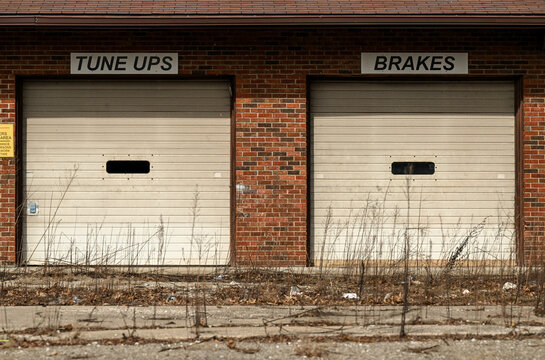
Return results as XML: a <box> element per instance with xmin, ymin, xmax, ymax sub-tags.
<box><xmin>71</xmin><ymin>53</ymin><xmax>178</xmax><ymax>74</ymax></box>
<box><xmin>361</xmin><ymin>53</ymin><xmax>468</xmax><ymax>74</ymax></box>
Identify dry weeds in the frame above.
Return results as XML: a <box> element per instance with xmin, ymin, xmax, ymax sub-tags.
<box><xmin>0</xmin><ymin>268</ymin><xmax>539</xmax><ymax>307</ymax></box>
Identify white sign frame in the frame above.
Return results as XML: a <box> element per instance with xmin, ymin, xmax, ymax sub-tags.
<box><xmin>361</xmin><ymin>53</ymin><xmax>468</xmax><ymax>74</ymax></box>
<box><xmin>71</xmin><ymin>53</ymin><xmax>178</xmax><ymax>75</ymax></box>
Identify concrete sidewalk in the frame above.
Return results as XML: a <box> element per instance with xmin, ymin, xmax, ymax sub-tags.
<box><xmin>1</xmin><ymin>305</ymin><xmax>544</xmax><ymax>343</ymax></box>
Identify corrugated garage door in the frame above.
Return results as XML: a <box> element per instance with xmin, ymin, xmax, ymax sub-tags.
<box><xmin>311</xmin><ymin>81</ymin><xmax>515</xmax><ymax>264</ymax></box>
<box><xmin>23</xmin><ymin>80</ymin><xmax>231</xmax><ymax>265</ymax></box>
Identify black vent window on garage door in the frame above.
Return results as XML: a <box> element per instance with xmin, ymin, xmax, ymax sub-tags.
<box><xmin>106</xmin><ymin>160</ymin><xmax>150</xmax><ymax>174</ymax></box>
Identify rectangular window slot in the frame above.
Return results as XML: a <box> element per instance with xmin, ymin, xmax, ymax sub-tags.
<box><xmin>391</xmin><ymin>162</ymin><xmax>435</xmax><ymax>175</ymax></box>
<box><xmin>106</xmin><ymin>160</ymin><xmax>150</xmax><ymax>174</ymax></box>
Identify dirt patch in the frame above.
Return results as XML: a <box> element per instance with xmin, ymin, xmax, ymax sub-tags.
<box><xmin>3</xmin><ymin>332</ymin><xmax>545</xmax><ymax>350</ymax></box>
<box><xmin>0</xmin><ymin>269</ymin><xmax>538</xmax><ymax>307</ymax></box>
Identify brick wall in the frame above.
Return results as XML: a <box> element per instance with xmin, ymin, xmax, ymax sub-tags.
<box><xmin>0</xmin><ymin>28</ymin><xmax>543</xmax><ymax>265</ymax></box>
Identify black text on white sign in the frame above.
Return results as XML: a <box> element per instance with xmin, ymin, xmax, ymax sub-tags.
<box><xmin>71</xmin><ymin>53</ymin><xmax>178</xmax><ymax>74</ymax></box>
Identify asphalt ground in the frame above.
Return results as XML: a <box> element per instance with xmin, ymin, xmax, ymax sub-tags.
<box><xmin>0</xmin><ymin>305</ymin><xmax>544</xmax><ymax>358</ymax></box>
<box><xmin>3</xmin><ymin>338</ymin><xmax>545</xmax><ymax>359</ymax></box>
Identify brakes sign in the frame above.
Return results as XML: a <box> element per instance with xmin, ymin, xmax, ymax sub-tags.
<box><xmin>361</xmin><ymin>53</ymin><xmax>468</xmax><ymax>74</ymax></box>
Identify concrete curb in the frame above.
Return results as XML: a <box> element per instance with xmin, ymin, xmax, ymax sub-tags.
<box><xmin>1</xmin><ymin>305</ymin><xmax>544</xmax><ymax>343</ymax></box>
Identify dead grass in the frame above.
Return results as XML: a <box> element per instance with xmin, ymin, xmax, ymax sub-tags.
<box><xmin>226</xmin><ymin>339</ymin><xmax>260</xmax><ymax>354</ymax></box>
<box><xmin>294</xmin><ymin>341</ymin><xmax>330</xmax><ymax>358</ymax></box>
<box><xmin>3</xmin><ymin>333</ymin><xmax>545</xmax><ymax>350</ymax></box>
<box><xmin>405</xmin><ymin>344</ymin><xmax>440</xmax><ymax>354</ymax></box>
<box><xmin>0</xmin><ymin>268</ymin><xmax>538</xmax><ymax>307</ymax></box>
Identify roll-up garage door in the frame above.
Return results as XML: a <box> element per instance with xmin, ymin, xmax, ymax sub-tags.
<box><xmin>311</xmin><ymin>81</ymin><xmax>515</xmax><ymax>264</ymax></box>
<box><xmin>23</xmin><ymin>80</ymin><xmax>231</xmax><ymax>265</ymax></box>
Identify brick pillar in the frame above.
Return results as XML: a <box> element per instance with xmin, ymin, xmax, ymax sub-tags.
<box><xmin>523</xmin><ymin>92</ymin><xmax>545</xmax><ymax>264</ymax></box>
<box><xmin>0</xmin><ymin>75</ymin><xmax>16</xmax><ymax>263</ymax></box>
<box><xmin>234</xmin><ymin>74</ymin><xmax>307</xmax><ymax>266</ymax></box>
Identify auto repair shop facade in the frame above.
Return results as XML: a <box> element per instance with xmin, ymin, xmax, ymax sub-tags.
<box><xmin>1</xmin><ymin>2</ymin><xmax>545</xmax><ymax>266</ymax></box>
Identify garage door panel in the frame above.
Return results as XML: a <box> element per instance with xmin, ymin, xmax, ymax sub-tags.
<box><xmin>313</xmin><ymin>98</ymin><xmax>512</xmax><ymax>110</ymax></box>
<box><xmin>24</xmin><ymin>80</ymin><xmax>231</xmax><ymax>265</ymax></box>
<box><xmin>27</xmin><ymin>141</ymin><xmax>230</xmax><ymax>149</ymax></box>
<box><xmin>314</xmin><ymin>126</ymin><xmax>513</xmax><ymax>136</ymax></box>
<box><xmin>314</xmin><ymin>164</ymin><xmax>514</xmax><ymax>173</ymax></box>
<box><xmin>315</xmin><ymin>134</ymin><xmax>514</xmax><ymax>143</ymax></box>
<box><xmin>29</xmin><ymin>125</ymin><xmax>230</xmax><ymax>134</ymax></box>
<box><xmin>27</xmin><ymin>88</ymin><xmax>230</xmax><ymax>99</ymax></box>
<box><xmin>27</xmin><ymin>154</ymin><xmax>230</xmax><ymax>162</ymax></box>
<box><xmin>314</xmin><ymin>233</ymin><xmax>514</xmax><ymax>262</ymax></box>
<box><xmin>312</xmin><ymin>80</ymin><xmax>515</xmax><ymax>263</ymax></box>
<box><xmin>27</xmin><ymin>117</ymin><xmax>229</xmax><ymax>126</ymax></box>
<box><xmin>25</xmin><ymin>102</ymin><xmax>230</xmax><ymax>113</ymax></box>
<box><xmin>315</xmin><ymin>150</ymin><xmax>514</xmax><ymax>157</ymax></box>
<box><xmin>27</xmin><ymin>191</ymin><xmax>230</xmax><ymax>201</ymax></box>
<box><xmin>26</xmin><ymin>210</ymin><xmax>229</xmax><ymax>225</ymax></box>
<box><xmin>23</xmin><ymin>80</ymin><xmax>229</xmax><ymax>89</ymax></box>
<box><xmin>25</xmin><ymin>225</ymin><xmax>229</xmax><ymax>237</ymax></box>
<box><xmin>313</xmin><ymin>216</ymin><xmax>514</xmax><ymax>228</ymax></box>
<box><xmin>315</xmin><ymin>156</ymin><xmax>513</xmax><ymax>165</ymax></box>
<box><xmin>316</xmin><ymin>192</ymin><xmax>513</xmax><ymax>202</ymax></box>
<box><xmin>313</xmin><ymin>228</ymin><xmax>515</xmax><ymax>241</ymax></box>
<box><xmin>313</xmin><ymin>172</ymin><xmax>514</xmax><ymax>181</ymax></box>
<box><xmin>26</xmin><ymin>162</ymin><xmax>230</xmax><ymax>172</ymax></box>
<box><xmin>314</xmin><ymin>143</ymin><xmax>514</xmax><ymax>151</ymax></box>
<box><xmin>25</xmin><ymin>111</ymin><xmax>228</xmax><ymax>118</ymax></box>
<box><xmin>313</xmin><ymin>115</ymin><xmax>514</xmax><ymax>125</ymax></box>
<box><xmin>312</xmin><ymin>105</ymin><xmax>513</xmax><ymax>114</ymax></box>
<box><xmin>24</xmin><ymin>198</ymin><xmax>229</xmax><ymax>209</ymax></box>
<box><xmin>27</xmin><ymin>133</ymin><xmax>229</xmax><ymax>142</ymax></box>
<box><xmin>26</xmin><ymin>171</ymin><xmax>230</xmax><ymax>180</ymax></box>
<box><xmin>314</xmin><ymin>200</ymin><xmax>513</xmax><ymax>210</ymax></box>
<box><xmin>27</xmin><ymin>178</ymin><xmax>229</xmax><ymax>187</ymax></box>
<box><xmin>314</xmin><ymin>180</ymin><xmax>514</xmax><ymax>189</ymax></box>
<box><xmin>313</xmin><ymin>219</ymin><xmax>512</xmax><ymax>228</ymax></box>
<box><xmin>315</xmin><ymin>189</ymin><xmax>515</xmax><ymax>198</ymax></box>
<box><xmin>314</xmin><ymin>189</ymin><xmax>515</xmax><ymax>202</ymax></box>
<box><xmin>312</xmin><ymin>81</ymin><xmax>513</xmax><ymax>92</ymax></box>
<box><xmin>26</xmin><ymin>146</ymin><xmax>228</xmax><ymax>155</ymax></box>
<box><xmin>25</xmin><ymin>97</ymin><xmax>231</xmax><ymax>107</ymax></box>
<box><xmin>313</xmin><ymin>205</ymin><xmax>513</xmax><ymax>217</ymax></box>
<box><xmin>26</xmin><ymin>215</ymin><xmax>229</xmax><ymax>224</ymax></box>
<box><xmin>315</xmin><ymin>91</ymin><xmax>513</xmax><ymax>101</ymax></box>
<box><xmin>25</xmin><ymin>243</ymin><xmax>230</xmax><ymax>267</ymax></box>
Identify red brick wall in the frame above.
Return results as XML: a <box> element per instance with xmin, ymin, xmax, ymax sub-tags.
<box><xmin>0</xmin><ymin>28</ymin><xmax>543</xmax><ymax>265</ymax></box>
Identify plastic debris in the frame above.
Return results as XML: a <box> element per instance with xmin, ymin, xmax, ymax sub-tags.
<box><xmin>214</xmin><ymin>274</ymin><xmax>225</xmax><ymax>281</ymax></box>
<box><xmin>167</xmin><ymin>296</ymin><xmax>177</xmax><ymax>301</ymax></box>
<box><xmin>462</xmin><ymin>289</ymin><xmax>470</xmax><ymax>295</ymax></box>
<box><xmin>383</xmin><ymin>293</ymin><xmax>392</xmax><ymax>302</ymax></box>
<box><xmin>229</xmin><ymin>281</ymin><xmax>240</xmax><ymax>286</ymax></box>
<box><xmin>503</xmin><ymin>282</ymin><xmax>517</xmax><ymax>291</ymax></box>
<box><xmin>343</xmin><ymin>292</ymin><xmax>360</xmax><ymax>300</ymax></box>
<box><xmin>72</xmin><ymin>296</ymin><xmax>81</xmax><ymax>304</ymax></box>
<box><xmin>289</xmin><ymin>286</ymin><xmax>303</xmax><ymax>297</ymax></box>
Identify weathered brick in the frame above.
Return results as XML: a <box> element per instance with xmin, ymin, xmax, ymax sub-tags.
<box><xmin>0</xmin><ymin>28</ymin><xmax>544</xmax><ymax>265</ymax></box>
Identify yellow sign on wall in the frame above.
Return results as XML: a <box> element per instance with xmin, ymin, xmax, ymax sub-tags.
<box><xmin>0</xmin><ymin>124</ymin><xmax>14</xmax><ymax>157</ymax></box>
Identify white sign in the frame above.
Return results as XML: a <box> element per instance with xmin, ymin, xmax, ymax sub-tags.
<box><xmin>361</xmin><ymin>53</ymin><xmax>468</xmax><ymax>74</ymax></box>
<box><xmin>71</xmin><ymin>53</ymin><xmax>178</xmax><ymax>74</ymax></box>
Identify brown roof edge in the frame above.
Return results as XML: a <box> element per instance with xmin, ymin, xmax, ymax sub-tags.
<box><xmin>1</xmin><ymin>14</ymin><xmax>545</xmax><ymax>27</ymax></box>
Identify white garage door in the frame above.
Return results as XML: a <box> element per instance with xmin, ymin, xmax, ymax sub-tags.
<box><xmin>311</xmin><ymin>81</ymin><xmax>515</xmax><ymax>264</ymax></box>
<box><xmin>23</xmin><ymin>80</ymin><xmax>231</xmax><ymax>265</ymax></box>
